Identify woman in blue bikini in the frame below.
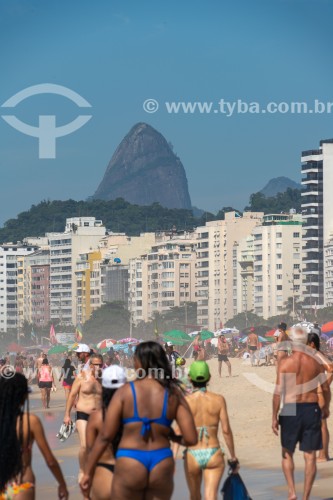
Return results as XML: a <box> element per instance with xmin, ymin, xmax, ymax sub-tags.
<box><xmin>184</xmin><ymin>361</ymin><xmax>238</xmax><ymax>500</ymax></box>
<box><xmin>80</xmin><ymin>341</ymin><xmax>197</xmax><ymax>499</ymax></box>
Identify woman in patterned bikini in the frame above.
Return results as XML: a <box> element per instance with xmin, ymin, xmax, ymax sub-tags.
<box><xmin>183</xmin><ymin>361</ymin><xmax>238</xmax><ymax>500</ymax></box>
<box><xmin>0</xmin><ymin>372</ymin><xmax>68</xmax><ymax>500</ymax></box>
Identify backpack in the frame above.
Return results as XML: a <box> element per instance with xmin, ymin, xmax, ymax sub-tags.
<box><xmin>221</xmin><ymin>473</ymin><xmax>252</xmax><ymax>500</ymax></box>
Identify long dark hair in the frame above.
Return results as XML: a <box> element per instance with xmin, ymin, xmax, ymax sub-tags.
<box><xmin>134</xmin><ymin>341</ymin><xmax>182</xmax><ymax>392</ymax></box>
<box><xmin>102</xmin><ymin>387</ymin><xmax>122</xmax><ymax>453</ymax></box>
<box><xmin>62</xmin><ymin>358</ymin><xmax>72</xmax><ymax>369</ymax></box>
<box><xmin>307</xmin><ymin>333</ymin><xmax>320</xmax><ymax>351</ymax></box>
<box><xmin>0</xmin><ymin>373</ymin><xmax>30</xmax><ymax>492</ymax></box>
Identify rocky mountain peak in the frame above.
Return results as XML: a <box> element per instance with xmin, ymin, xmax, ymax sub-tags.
<box><xmin>93</xmin><ymin>123</ymin><xmax>192</xmax><ymax>210</ymax></box>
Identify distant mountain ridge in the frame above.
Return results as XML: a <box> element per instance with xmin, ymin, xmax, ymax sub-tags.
<box><xmin>259</xmin><ymin>176</ymin><xmax>301</xmax><ymax>197</ymax></box>
<box><xmin>93</xmin><ymin>123</ymin><xmax>192</xmax><ymax>210</ymax></box>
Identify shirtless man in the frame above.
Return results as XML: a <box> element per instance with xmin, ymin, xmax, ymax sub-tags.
<box><xmin>272</xmin><ymin>326</ymin><xmax>331</xmax><ymax>500</ymax></box>
<box><xmin>63</xmin><ymin>353</ymin><xmax>103</xmax><ymax>479</ymax></box>
<box><xmin>35</xmin><ymin>352</ymin><xmax>46</xmax><ymax>371</ymax></box>
<box><xmin>217</xmin><ymin>335</ymin><xmax>231</xmax><ymax>377</ymax></box>
<box><xmin>247</xmin><ymin>328</ymin><xmax>259</xmax><ymax>367</ymax></box>
<box><xmin>276</xmin><ymin>322</ymin><xmax>290</xmax><ymax>364</ymax></box>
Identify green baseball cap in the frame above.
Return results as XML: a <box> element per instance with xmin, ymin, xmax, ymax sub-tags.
<box><xmin>188</xmin><ymin>361</ymin><xmax>210</xmax><ymax>382</ymax></box>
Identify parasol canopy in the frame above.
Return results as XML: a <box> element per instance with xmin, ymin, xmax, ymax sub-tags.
<box><xmin>97</xmin><ymin>339</ymin><xmax>117</xmax><ymax>349</ymax></box>
<box><xmin>48</xmin><ymin>345</ymin><xmax>68</xmax><ymax>355</ymax></box>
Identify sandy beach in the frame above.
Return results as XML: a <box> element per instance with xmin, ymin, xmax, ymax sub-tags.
<box><xmin>29</xmin><ymin>357</ymin><xmax>333</xmax><ymax>499</ymax></box>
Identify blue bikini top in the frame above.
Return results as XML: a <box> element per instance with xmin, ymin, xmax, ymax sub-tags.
<box><xmin>123</xmin><ymin>381</ymin><xmax>172</xmax><ymax>436</ymax></box>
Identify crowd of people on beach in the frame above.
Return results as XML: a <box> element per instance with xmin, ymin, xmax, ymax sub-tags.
<box><xmin>0</xmin><ymin>322</ymin><xmax>332</xmax><ymax>499</ymax></box>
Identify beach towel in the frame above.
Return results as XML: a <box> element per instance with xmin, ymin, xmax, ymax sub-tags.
<box><xmin>221</xmin><ymin>472</ymin><xmax>252</xmax><ymax>499</ymax></box>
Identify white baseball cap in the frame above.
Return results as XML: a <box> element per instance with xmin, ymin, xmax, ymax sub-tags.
<box><xmin>102</xmin><ymin>365</ymin><xmax>126</xmax><ymax>389</ymax></box>
<box><xmin>74</xmin><ymin>343</ymin><xmax>90</xmax><ymax>353</ymax></box>
<box><xmin>166</xmin><ymin>341</ymin><xmax>173</xmax><ymax>347</ymax></box>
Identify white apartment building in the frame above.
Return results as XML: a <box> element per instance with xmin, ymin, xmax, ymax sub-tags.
<box><xmin>47</xmin><ymin>217</ymin><xmax>106</xmax><ymax>326</ymax></box>
<box><xmin>324</xmin><ymin>234</ymin><xmax>333</xmax><ymax>307</ymax></box>
<box><xmin>301</xmin><ymin>139</ymin><xmax>333</xmax><ymax>307</ymax></box>
<box><xmin>0</xmin><ymin>243</ymin><xmax>38</xmax><ymax>333</ymax></box>
<box><xmin>195</xmin><ymin>212</ymin><xmax>263</xmax><ymax>330</ymax></box>
<box><xmin>129</xmin><ymin>238</ymin><xmax>196</xmax><ymax>324</ymax></box>
<box><xmin>252</xmin><ymin>213</ymin><xmax>302</xmax><ymax>319</ymax></box>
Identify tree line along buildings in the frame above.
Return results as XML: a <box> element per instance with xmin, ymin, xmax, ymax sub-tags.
<box><xmin>0</xmin><ymin>138</ymin><xmax>332</xmax><ymax>335</ymax></box>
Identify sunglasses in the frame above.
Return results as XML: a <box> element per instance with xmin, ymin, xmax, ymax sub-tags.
<box><xmin>91</xmin><ymin>363</ymin><xmax>103</xmax><ymax>367</ymax></box>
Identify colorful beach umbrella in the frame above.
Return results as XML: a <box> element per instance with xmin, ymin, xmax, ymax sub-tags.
<box><xmin>321</xmin><ymin>321</ymin><xmax>333</xmax><ymax>334</ymax></box>
<box><xmin>97</xmin><ymin>339</ymin><xmax>117</xmax><ymax>349</ymax></box>
<box><xmin>118</xmin><ymin>337</ymin><xmax>139</xmax><ymax>344</ymax></box>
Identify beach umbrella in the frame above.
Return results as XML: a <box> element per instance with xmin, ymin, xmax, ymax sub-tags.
<box><xmin>162</xmin><ymin>337</ymin><xmax>189</xmax><ymax>346</ymax></box>
<box><xmin>6</xmin><ymin>342</ymin><xmax>22</xmax><ymax>353</ymax></box>
<box><xmin>48</xmin><ymin>345</ymin><xmax>68</xmax><ymax>355</ymax></box>
<box><xmin>163</xmin><ymin>330</ymin><xmax>189</xmax><ymax>340</ymax></box>
<box><xmin>97</xmin><ymin>339</ymin><xmax>117</xmax><ymax>349</ymax></box>
<box><xmin>118</xmin><ymin>337</ymin><xmax>140</xmax><ymax>344</ymax></box>
<box><xmin>241</xmin><ymin>335</ymin><xmax>268</xmax><ymax>344</ymax></box>
<box><xmin>321</xmin><ymin>321</ymin><xmax>333</xmax><ymax>333</ymax></box>
<box><xmin>200</xmin><ymin>330</ymin><xmax>215</xmax><ymax>340</ymax></box>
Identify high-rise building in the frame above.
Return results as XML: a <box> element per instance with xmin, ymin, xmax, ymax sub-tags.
<box><xmin>129</xmin><ymin>238</ymin><xmax>196</xmax><ymax>324</ymax></box>
<box><xmin>251</xmin><ymin>213</ymin><xmax>302</xmax><ymax>319</ymax></box>
<box><xmin>47</xmin><ymin>217</ymin><xmax>106</xmax><ymax>326</ymax></box>
<box><xmin>23</xmin><ymin>250</ymin><xmax>51</xmax><ymax>327</ymax></box>
<box><xmin>0</xmin><ymin>243</ymin><xmax>38</xmax><ymax>333</ymax></box>
<box><xmin>75</xmin><ymin>250</ymin><xmax>102</xmax><ymax>324</ymax></box>
<box><xmin>194</xmin><ymin>212</ymin><xmax>263</xmax><ymax>329</ymax></box>
<box><xmin>301</xmin><ymin>139</ymin><xmax>333</xmax><ymax>308</ymax></box>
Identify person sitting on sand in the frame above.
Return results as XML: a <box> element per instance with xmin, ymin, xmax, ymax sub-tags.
<box><xmin>183</xmin><ymin>361</ymin><xmax>238</xmax><ymax>500</ymax></box>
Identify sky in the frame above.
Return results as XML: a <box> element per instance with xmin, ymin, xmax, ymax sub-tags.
<box><xmin>0</xmin><ymin>0</ymin><xmax>333</xmax><ymax>225</ymax></box>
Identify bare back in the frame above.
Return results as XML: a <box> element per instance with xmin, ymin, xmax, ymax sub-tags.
<box><xmin>279</xmin><ymin>350</ymin><xmax>325</xmax><ymax>404</ymax></box>
<box><xmin>186</xmin><ymin>390</ymin><xmax>225</xmax><ymax>449</ymax></box>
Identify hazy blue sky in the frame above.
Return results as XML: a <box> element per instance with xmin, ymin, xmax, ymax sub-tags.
<box><xmin>1</xmin><ymin>0</ymin><xmax>333</xmax><ymax>225</ymax></box>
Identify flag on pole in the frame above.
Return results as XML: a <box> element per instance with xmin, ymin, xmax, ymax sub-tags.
<box><xmin>31</xmin><ymin>329</ymin><xmax>36</xmax><ymax>341</ymax></box>
<box><xmin>50</xmin><ymin>324</ymin><xmax>57</xmax><ymax>345</ymax></box>
<box><xmin>75</xmin><ymin>324</ymin><xmax>83</xmax><ymax>342</ymax></box>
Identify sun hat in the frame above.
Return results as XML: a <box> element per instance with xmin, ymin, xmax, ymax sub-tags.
<box><xmin>290</xmin><ymin>325</ymin><xmax>308</xmax><ymax>345</ymax></box>
<box><xmin>188</xmin><ymin>361</ymin><xmax>210</xmax><ymax>382</ymax></box>
<box><xmin>74</xmin><ymin>343</ymin><xmax>90</xmax><ymax>353</ymax></box>
<box><xmin>102</xmin><ymin>365</ymin><xmax>126</xmax><ymax>389</ymax></box>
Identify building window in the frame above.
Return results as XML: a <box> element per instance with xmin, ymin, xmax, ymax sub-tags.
<box><xmin>293</xmin><ymin>232</ymin><xmax>300</xmax><ymax>238</ymax></box>
<box><xmin>277</xmin><ymin>285</ymin><xmax>282</xmax><ymax>290</ymax></box>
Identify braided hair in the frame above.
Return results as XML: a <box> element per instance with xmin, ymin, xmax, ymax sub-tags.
<box><xmin>0</xmin><ymin>373</ymin><xmax>30</xmax><ymax>492</ymax></box>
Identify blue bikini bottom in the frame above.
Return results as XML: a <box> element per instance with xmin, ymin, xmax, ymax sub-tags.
<box><xmin>116</xmin><ymin>447</ymin><xmax>173</xmax><ymax>472</ymax></box>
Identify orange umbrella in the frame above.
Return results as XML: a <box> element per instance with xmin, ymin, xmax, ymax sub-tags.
<box><xmin>321</xmin><ymin>321</ymin><xmax>333</xmax><ymax>333</ymax></box>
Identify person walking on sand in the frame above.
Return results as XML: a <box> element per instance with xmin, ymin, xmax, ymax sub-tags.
<box><xmin>38</xmin><ymin>358</ymin><xmax>54</xmax><ymax>409</ymax></box>
<box><xmin>80</xmin><ymin>341</ymin><xmax>197</xmax><ymax>500</ymax></box>
<box><xmin>86</xmin><ymin>365</ymin><xmax>126</xmax><ymax>500</ymax></box>
<box><xmin>276</xmin><ymin>322</ymin><xmax>290</xmax><ymax>365</ymax></box>
<box><xmin>181</xmin><ymin>361</ymin><xmax>238</xmax><ymax>500</ymax></box>
<box><xmin>307</xmin><ymin>332</ymin><xmax>333</xmax><ymax>462</ymax></box>
<box><xmin>217</xmin><ymin>334</ymin><xmax>232</xmax><ymax>377</ymax></box>
<box><xmin>247</xmin><ymin>328</ymin><xmax>259</xmax><ymax>367</ymax></box>
<box><xmin>59</xmin><ymin>358</ymin><xmax>76</xmax><ymax>401</ymax></box>
<box><xmin>0</xmin><ymin>373</ymin><xmax>68</xmax><ymax>500</ymax></box>
<box><xmin>63</xmin><ymin>353</ymin><xmax>103</xmax><ymax>480</ymax></box>
<box><xmin>272</xmin><ymin>325</ymin><xmax>331</xmax><ymax>500</ymax></box>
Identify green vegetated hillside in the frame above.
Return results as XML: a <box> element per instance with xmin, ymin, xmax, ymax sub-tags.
<box><xmin>0</xmin><ymin>188</ymin><xmax>301</xmax><ymax>243</ymax></box>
